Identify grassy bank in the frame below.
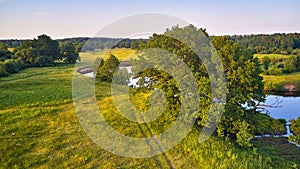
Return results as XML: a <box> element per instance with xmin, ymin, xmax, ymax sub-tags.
<box><xmin>263</xmin><ymin>72</ymin><xmax>300</xmax><ymax>92</ymax></box>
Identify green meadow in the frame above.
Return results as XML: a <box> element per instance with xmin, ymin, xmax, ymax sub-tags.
<box><xmin>0</xmin><ymin>49</ymin><xmax>300</xmax><ymax>168</ymax></box>
<box><xmin>254</xmin><ymin>53</ymin><xmax>295</xmax><ymax>60</ymax></box>
<box><xmin>78</xmin><ymin>48</ymin><xmax>136</xmax><ymax>67</ymax></box>
<box><xmin>263</xmin><ymin>72</ymin><xmax>300</xmax><ymax>92</ymax></box>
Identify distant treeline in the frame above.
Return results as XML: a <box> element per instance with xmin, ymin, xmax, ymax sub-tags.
<box><xmin>0</xmin><ymin>39</ymin><xmax>25</xmax><ymax>48</ymax></box>
<box><xmin>1</xmin><ymin>33</ymin><xmax>300</xmax><ymax>55</ymax></box>
<box><xmin>230</xmin><ymin>33</ymin><xmax>300</xmax><ymax>55</ymax></box>
<box><xmin>0</xmin><ymin>38</ymin><xmax>148</xmax><ymax>52</ymax></box>
<box><xmin>57</xmin><ymin>38</ymin><xmax>147</xmax><ymax>52</ymax></box>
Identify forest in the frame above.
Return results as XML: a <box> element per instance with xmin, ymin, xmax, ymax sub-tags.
<box><xmin>2</xmin><ymin>33</ymin><xmax>300</xmax><ymax>54</ymax></box>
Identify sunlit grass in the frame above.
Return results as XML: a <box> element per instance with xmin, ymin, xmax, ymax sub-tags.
<box><xmin>254</xmin><ymin>53</ymin><xmax>295</xmax><ymax>60</ymax></box>
<box><xmin>1</xmin><ymin>97</ymin><xmax>298</xmax><ymax>168</ymax></box>
<box><xmin>7</xmin><ymin>48</ymin><xmax>14</xmax><ymax>52</ymax></box>
<box><xmin>263</xmin><ymin>72</ymin><xmax>300</xmax><ymax>91</ymax></box>
<box><xmin>0</xmin><ymin>59</ymin><xmax>299</xmax><ymax>168</ymax></box>
<box><xmin>77</xmin><ymin>48</ymin><xmax>137</xmax><ymax>68</ymax></box>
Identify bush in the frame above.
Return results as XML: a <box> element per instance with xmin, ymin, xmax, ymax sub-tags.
<box><xmin>250</xmin><ymin>113</ymin><xmax>286</xmax><ymax>135</ymax></box>
<box><xmin>266</xmin><ymin>66</ymin><xmax>283</xmax><ymax>75</ymax></box>
<box><xmin>4</xmin><ymin>60</ymin><xmax>20</xmax><ymax>73</ymax></box>
<box><xmin>0</xmin><ymin>62</ymin><xmax>9</xmax><ymax>77</ymax></box>
<box><xmin>289</xmin><ymin>117</ymin><xmax>300</xmax><ymax>144</ymax></box>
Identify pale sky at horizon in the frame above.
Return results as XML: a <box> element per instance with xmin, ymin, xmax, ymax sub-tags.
<box><xmin>0</xmin><ymin>0</ymin><xmax>299</xmax><ymax>39</ymax></box>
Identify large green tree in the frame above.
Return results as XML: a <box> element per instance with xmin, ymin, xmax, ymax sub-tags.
<box><xmin>211</xmin><ymin>36</ymin><xmax>264</xmax><ymax>146</ymax></box>
<box><xmin>132</xmin><ymin>25</ymin><xmax>265</xmax><ymax>146</ymax></box>
<box><xmin>14</xmin><ymin>47</ymin><xmax>40</xmax><ymax>67</ymax></box>
<box><xmin>262</xmin><ymin>56</ymin><xmax>271</xmax><ymax>70</ymax></box>
<box><xmin>284</xmin><ymin>55</ymin><xmax>297</xmax><ymax>73</ymax></box>
<box><xmin>59</xmin><ymin>42</ymin><xmax>79</xmax><ymax>63</ymax></box>
<box><xmin>33</xmin><ymin>34</ymin><xmax>60</xmax><ymax>62</ymax></box>
<box><xmin>0</xmin><ymin>43</ymin><xmax>13</xmax><ymax>62</ymax></box>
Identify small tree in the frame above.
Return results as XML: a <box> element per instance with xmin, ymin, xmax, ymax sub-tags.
<box><xmin>59</xmin><ymin>42</ymin><xmax>79</xmax><ymax>63</ymax></box>
<box><xmin>262</xmin><ymin>56</ymin><xmax>271</xmax><ymax>70</ymax></box>
<box><xmin>4</xmin><ymin>60</ymin><xmax>19</xmax><ymax>73</ymax></box>
<box><xmin>97</xmin><ymin>53</ymin><xmax>119</xmax><ymax>81</ymax></box>
<box><xmin>296</xmin><ymin>55</ymin><xmax>300</xmax><ymax>71</ymax></box>
<box><xmin>284</xmin><ymin>56</ymin><xmax>297</xmax><ymax>73</ymax></box>
<box><xmin>0</xmin><ymin>48</ymin><xmax>13</xmax><ymax>62</ymax></box>
<box><xmin>0</xmin><ymin>62</ymin><xmax>9</xmax><ymax>77</ymax></box>
<box><xmin>0</xmin><ymin>43</ymin><xmax>8</xmax><ymax>50</ymax></box>
<box><xmin>289</xmin><ymin>117</ymin><xmax>300</xmax><ymax>144</ymax></box>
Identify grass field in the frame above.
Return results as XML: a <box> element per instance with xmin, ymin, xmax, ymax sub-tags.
<box><xmin>0</xmin><ymin>52</ymin><xmax>300</xmax><ymax>168</ymax></box>
<box><xmin>254</xmin><ymin>53</ymin><xmax>295</xmax><ymax>60</ymax></box>
<box><xmin>0</xmin><ymin>65</ymin><xmax>74</xmax><ymax>109</ymax></box>
<box><xmin>263</xmin><ymin>72</ymin><xmax>300</xmax><ymax>92</ymax></box>
<box><xmin>77</xmin><ymin>48</ymin><xmax>137</xmax><ymax>68</ymax></box>
<box><xmin>7</xmin><ymin>48</ymin><xmax>14</xmax><ymax>52</ymax></box>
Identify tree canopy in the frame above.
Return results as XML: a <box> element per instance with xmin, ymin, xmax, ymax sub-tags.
<box><xmin>130</xmin><ymin>25</ymin><xmax>265</xmax><ymax>146</ymax></box>
<box><xmin>0</xmin><ymin>35</ymin><xmax>79</xmax><ymax>77</ymax></box>
<box><xmin>97</xmin><ymin>53</ymin><xmax>120</xmax><ymax>81</ymax></box>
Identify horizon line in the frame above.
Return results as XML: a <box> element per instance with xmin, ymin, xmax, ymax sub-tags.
<box><xmin>1</xmin><ymin>32</ymin><xmax>300</xmax><ymax>41</ymax></box>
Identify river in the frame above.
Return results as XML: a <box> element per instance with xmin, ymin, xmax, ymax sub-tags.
<box><xmin>264</xmin><ymin>94</ymin><xmax>300</xmax><ymax>121</ymax></box>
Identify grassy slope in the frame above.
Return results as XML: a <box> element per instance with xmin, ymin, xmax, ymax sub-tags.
<box><xmin>1</xmin><ymin>97</ymin><xmax>298</xmax><ymax>168</ymax></box>
<box><xmin>0</xmin><ymin>50</ymin><xmax>299</xmax><ymax>168</ymax></box>
<box><xmin>263</xmin><ymin>72</ymin><xmax>300</xmax><ymax>92</ymax></box>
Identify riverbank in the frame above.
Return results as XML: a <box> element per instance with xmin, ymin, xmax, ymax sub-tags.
<box><xmin>263</xmin><ymin>72</ymin><xmax>300</xmax><ymax>93</ymax></box>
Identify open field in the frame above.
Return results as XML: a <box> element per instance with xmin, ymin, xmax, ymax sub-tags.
<box><xmin>0</xmin><ymin>70</ymin><xmax>299</xmax><ymax>168</ymax></box>
<box><xmin>263</xmin><ymin>72</ymin><xmax>300</xmax><ymax>92</ymax></box>
<box><xmin>0</xmin><ymin>65</ymin><xmax>74</xmax><ymax>109</ymax></box>
<box><xmin>77</xmin><ymin>48</ymin><xmax>137</xmax><ymax>68</ymax></box>
<box><xmin>7</xmin><ymin>48</ymin><xmax>14</xmax><ymax>52</ymax></box>
<box><xmin>0</xmin><ymin>52</ymin><xmax>299</xmax><ymax>168</ymax></box>
<box><xmin>254</xmin><ymin>54</ymin><xmax>295</xmax><ymax>60</ymax></box>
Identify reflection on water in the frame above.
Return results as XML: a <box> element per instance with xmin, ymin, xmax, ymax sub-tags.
<box><xmin>264</xmin><ymin>95</ymin><xmax>300</xmax><ymax>121</ymax></box>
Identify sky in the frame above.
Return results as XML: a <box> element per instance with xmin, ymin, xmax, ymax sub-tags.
<box><xmin>0</xmin><ymin>0</ymin><xmax>299</xmax><ymax>39</ymax></box>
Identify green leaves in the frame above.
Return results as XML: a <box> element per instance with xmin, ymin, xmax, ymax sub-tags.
<box><xmin>97</xmin><ymin>53</ymin><xmax>120</xmax><ymax>82</ymax></box>
<box><xmin>290</xmin><ymin>117</ymin><xmax>300</xmax><ymax>144</ymax></box>
<box><xmin>138</xmin><ymin>27</ymin><xmax>265</xmax><ymax>146</ymax></box>
<box><xmin>59</xmin><ymin>42</ymin><xmax>79</xmax><ymax>64</ymax></box>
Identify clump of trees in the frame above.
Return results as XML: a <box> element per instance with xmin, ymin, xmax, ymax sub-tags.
<box><xmin>261</xmin><ymin>55</ymin><xmax>300</xmax><ymax>75</ymax></box>
<box><xmin>1</xmin><ymin>37</ymin><xmax>148</xmax><ymax>52</ymax></box>
<box><xmin>0</xmin><ymin>35</ymin><xmax>79</xmax><ymax>77</ymax></box>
